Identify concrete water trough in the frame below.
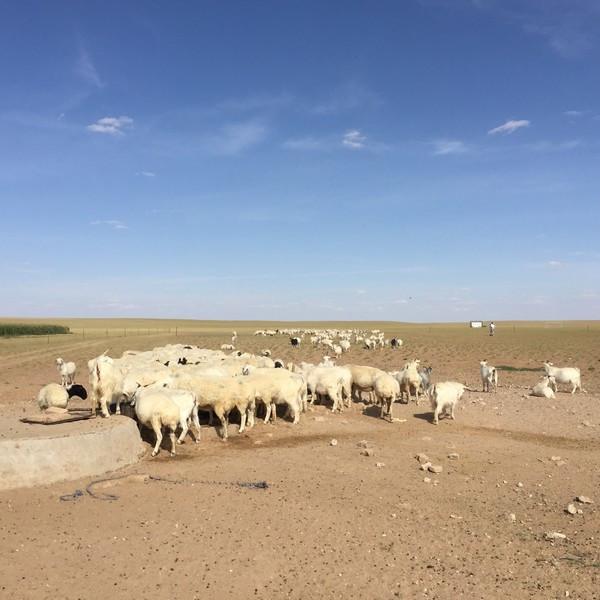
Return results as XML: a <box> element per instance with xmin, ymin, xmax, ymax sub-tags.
<box><xmin>0</xmin><ymin>411</ymin><xmax>145</xmax><ymax>491</ymax></box>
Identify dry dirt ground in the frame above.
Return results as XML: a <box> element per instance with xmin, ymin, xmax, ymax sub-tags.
<box><xmin>0</xmin><ymin>328</ymin><xmax>599</xmax><ymax>599</ymax></box>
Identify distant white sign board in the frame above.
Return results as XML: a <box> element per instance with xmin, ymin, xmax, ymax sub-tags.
<box><xmin>470</xmin><ymin>321</ymin><xmax>483</xmax><ymax>328</ymax></box>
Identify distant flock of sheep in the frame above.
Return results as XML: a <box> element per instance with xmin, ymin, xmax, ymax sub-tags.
<box><xmin>35</xmin><ymin>329</ymin><xmax>584</xmax><ymax>457</ymax></box>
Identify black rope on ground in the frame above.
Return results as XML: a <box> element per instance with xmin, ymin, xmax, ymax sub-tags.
<box><xmin>59</xmin><ymin>489</ymin><xmax>84</xmax><ymax>501</ymax></box>
<box><xmin>60</xmin><ymin>474</ymin><xmax>270</xmax><ymax>502</ymax></box>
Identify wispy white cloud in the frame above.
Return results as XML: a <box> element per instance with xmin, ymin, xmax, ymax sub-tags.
<box><xmin>138</xmin><ymin>171</ymin><xmax>156</xmax><ymax>177</ymax></box>
<box><xmin>90</xmin><ymin>219</ymin><xmax>128</xmax><ymax>230</ymax></box>
<box><xmin>432</xmin><ymin>139</ymin><xmax>468</xmax><ymax>155</ymax></box>
<box><xmin>342</xmin><ymin>130</ymin><xmax>366</xmax><ymax>149</ymax></box>
<box><xmin>547</xmin><ymin>260</ymin><xmax>562</xmax><ymax>268</ymax></box>
<box><xmin>87</xmin><ymin>116</ymin><xmax>134</xmax><ymax>135</ymax></box>
<box><xmin>210</xmin><ymin>121</ymin><xmax>268</xmax><ymax>155</ymax></box>
<box><xmin>356</xmin><ymin>289</ymin><xmax>367</xmax><ymax>295</ymax></box>
<box><xmin>77</xmin><ymin>48</ymin><xmax>103</xmax><ymax>88</ymax></box>
<box><xmin>488</xmin><ymin>119</ymin><xmax>530</xmax><ymax>135</ymax></box>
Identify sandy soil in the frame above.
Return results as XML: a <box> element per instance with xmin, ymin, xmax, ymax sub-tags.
<box><xmin>0</xmin><ymin>329</ymin><xmax>598</xmax><ymax>599</ymax></box>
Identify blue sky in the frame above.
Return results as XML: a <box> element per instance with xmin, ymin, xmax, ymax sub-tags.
<box><xmin>1</xmin><ymin>0</ymin><xmax>599</xmax><ymax>322</ymax></box>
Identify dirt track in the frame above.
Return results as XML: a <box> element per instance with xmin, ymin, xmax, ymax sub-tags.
<box><xmin>0</xmin><ymin>329</ymin><xmax>598</xmax><ymax>599</ymax></box>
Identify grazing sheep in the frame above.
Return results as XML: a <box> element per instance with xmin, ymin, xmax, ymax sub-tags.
<box><xmin>88</xmin><ymin>354</ymin><xmax>125</xmax><ymax>418</ymax></box>
<box><xmin>479</xmin><ymin>360</ymin><xmax>498</xmax><ymax>393</ymax></box>
<box><xmin>530</xmin><ymin>375</ymin><xmax>557</xmax><ymax>399</ymax></box>
<box><xmin>390</xmin><ymin>337</ymin><xmax>403</xmax><ymax>349</ymax></box>
<box><xmin>132</xmin><ymin>387</ymin><xmax>180</xmax><ymax>456</ymax></box>
<box><xmin>56</xmin><ymin>358</ymin><xmax>76</xmax><ymax>386</ymax></box>
<box><xmin>374</xmin><ymin>374</ymin><xmax>400</xmax><ymax>422</ymax></box>
<box><xmin>429</xmin><ymin>381</ymin><xmax>469</xmax><ymax>425</ymax></box>
<box><xmin>290</xmin><ymin>337</ymin><xmax>301</xmax><ymax>347</ymax></box>
<box><xmin>339</xmin><ymin>339</ymin><xmax>351</xmax><ymax>353</ymax></box>
<box><xmin>221</xmin><ymin>344</ymin><xmax>235</xmax><ymax>351</ymax></box>
<box><xmin>542</xmin><ymin>361</ymin><xmax>582</xmax><ymax>394</ymax></box>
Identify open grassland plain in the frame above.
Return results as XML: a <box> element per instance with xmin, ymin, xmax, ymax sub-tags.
<box><xmin>0</xmin><ymin>319</ymin><xmax>599</xmax><ymax>599</ymax></box>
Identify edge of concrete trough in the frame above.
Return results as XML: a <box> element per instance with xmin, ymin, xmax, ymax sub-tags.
<box><xmin>0</xmin><ymin>418</ymin><xmax>145</xmax><ymax>491</ymax></box>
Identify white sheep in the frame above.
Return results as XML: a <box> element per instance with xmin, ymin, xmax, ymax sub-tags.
<box><xmin>306</xmin><ymin>366</ymin><xmax>352</xmax><ymax>412</ymax></box>
<box><xmin>428</xmin><ymin>381</ymin><xmax>469</xmax><ymax>425</ymax></box>
<box><xmin>396</xmin><ymin>359</ymin><xmax>421</xmax><ymax>405</ymax></box>
<box><xmin>132</xmin><ymin>387</ymin><xmax>180</xmax><ymax>456</ymax></box>
<box><xmin>171</xmin><ymin>374</ymin><xmax>255</xmax><ymax>439</ymax></box>
<box><xmin>542</xmin><ymin>362</ymin><xmax>582</xmax><ymax>394</ymax></box>
<box><xmin>347</xmin><ymin>364</ymin><xmax>388</xmax><ymax>403</ymax></box>
<box><xmin>56</xmin><ymin>357</ymin><xmax>76</xmax><ymax>386</ymax></box>
<box><xmin>479</xmin><ymin>360</ymin><xmax>498</xmax><ymax>393</ymax></box>
<box><xmin>339</xmin><ymin>339</ymin><xmax>351</xmax><ymax>353</ymax></box>
<box><xmin>88</xmin><ymin>354</ymin><xmax>125</xmax><ymax>418</ymax></box>
<box><xmin>37</xmin><ymin>383</ymin><xmax>71</xmax><ymax>410</ymax></box>
<box><xmin>374</xmin><ymin>374</ymin><xmax>400</xmax><ymax>422</ymax></box>
<box><xmin>530</xmin><ymin>375</ymin><xmax>557</xmax><ymax>399</ymax></box>
<box><xmin>244</xmin><ymin>370</ymin><xmax>306</xmax><ymax>424</ymax></box>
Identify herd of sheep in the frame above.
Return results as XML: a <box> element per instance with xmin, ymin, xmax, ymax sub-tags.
<box><xmin>35</xmin><ymin>330</ymin><xmax>584</xmax><ymax>457</ymax></box>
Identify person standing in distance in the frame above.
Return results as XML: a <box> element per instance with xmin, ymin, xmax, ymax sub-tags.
<box><xmin>489</xmin><ymin>322</ymin><xmax>495</xmax><ymax>336</ymax></box>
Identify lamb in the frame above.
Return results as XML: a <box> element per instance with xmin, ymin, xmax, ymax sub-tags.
<box><xmin>220</xmin><ymin>343</ymin><xmax>235</xmax><ymax>351</ymax></box>
<box><xmin>479</xmin><ymin>360</ymin><xmax>498</xmax><ymax>393</ymax></box>
<box><xmin>339</xmin><ymin>339</ymin><xmax>351</xmax><ymax>353</ymax></box>
<box><xmin>530</xmin><ymin>375</ymin><xmax>557</xmax><ymax>399</ymax></box>
<box><xmin>542</xmin><ymin>361</ymin><xmax>582</xmax><ymax>394</ymax></box>
<box><xmin>390</xmin><ymin>337</ymin><xmax>403</xmax><ymax>349</ymax></box>
<box><xmin>56</xmin><ymin>357</ymin><xmax>76</xmax><ymax>386</ymax></box>
<box><xmin>87</xmin><ymin>354</ymin><xmax>125</xmax><ymax>418</ymax></box>
<box><xmin>132</xmin><ymin>387</ymin><xmax>180</xmax><ymax>456</ymax></box>
<box><xmin>373</xmin><ymin>374</ymin><xmax>400</xmax><ymax>422</ymax></box>
<box><xmin>37</xmin><ymin>383</ymin><xmax>86</xmax><ymax>410</ymax></box>
<box><xmin>428</xmin><ymin>381</ymin><xmax>469</xmax><ymax>425</ymax></box>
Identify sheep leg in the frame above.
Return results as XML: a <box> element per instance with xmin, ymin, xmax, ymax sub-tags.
<box><xmin>176</xmin><ymin>412</ymin><xmax>189</xmax><ymax>445</ymax></box>
<box><xmin>388</xmin><ymin>397</ymin><xmax>394</xmax><ymax>422</ymax></box>
<box><xmin>168</xmin><ymin>427</ymin><xmax>177</xmax><ymax>456</ymax></box>
<box><xmin>213</xmin><ymin>408</ymin><xmax>228</xmax><ymax>440</ymax></box>
<box><xmin>263</xmin><ymin>404</ymin><xmax>270</xmax><ymax>424</ymax></box>
<box><xmin>450</xmin><ymin>403</ymin><xmax>456</xmax><ymax>420</ymax></box>
<box><xmin>151</xmin><ymin>419</ymin><xmax>163</xmax><ymax>456</ymax></box>
<box><xmin>238</xmin><ymin>409</ymin><xmax>247</xmax><ymax>434</ymax></box>
<box><xmin>100</xmin><ymin>394</ymin><xmax>110</xmax><ymax>418</ymax></box>
<box><xmin>191</xmin><ymin>406</ymin><xmax>201</xmax><ymax>442</ymax></box>
<box><xmin>433</xmin><ymin>405</ymin><xmax>440</xmax><ymax>425</ymax></box>
<box><xmin>90</xmin><ymin>393</ymin><xmax>98</xmax><ymax>418</ymax></box>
